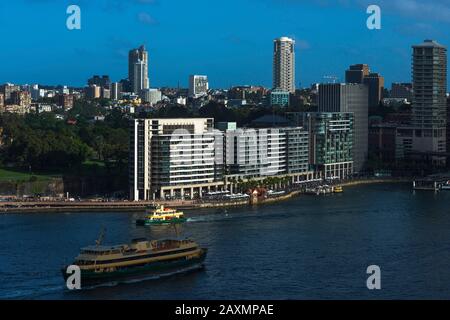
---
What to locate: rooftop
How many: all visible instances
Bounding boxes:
[413,40,446,49]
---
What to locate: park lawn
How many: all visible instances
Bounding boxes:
[0,168,61,182]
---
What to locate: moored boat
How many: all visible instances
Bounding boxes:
[62,236,207,287]
[441,181,450,190]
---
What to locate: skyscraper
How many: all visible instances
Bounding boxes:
[411,40,447,166]
[273,37,295,93]
[318,83,369,173]
[129,45,149,94]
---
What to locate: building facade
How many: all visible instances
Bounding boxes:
[129,45,149,94]
[85,85,101,99]
[0,83,20,103]
[270,89,290,107]
[111,82,123,101]
[130,118,223,201]
[363,73,385,108]
[304,112,354,179]
[411,40,447,166]
[0,93,4,112]
[141,88,162,105]
[189,75,209,98]
[318,83,368,173]
[391,83,413,101]
[224,127,309,178]
[88,75,111,89]
[345,64,370,84]
[273,37,295,93]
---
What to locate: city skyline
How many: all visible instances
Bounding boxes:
[1,1,450,89]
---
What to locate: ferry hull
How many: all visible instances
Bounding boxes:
[62,249,207,287]
[136,217,187,226]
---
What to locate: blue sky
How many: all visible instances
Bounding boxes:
[1,0,449,89]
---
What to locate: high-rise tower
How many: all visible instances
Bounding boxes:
[129,45,149,94]
[411,40,447,166]
[273,37,295,93]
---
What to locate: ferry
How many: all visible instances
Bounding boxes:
[62,236,207,286]
[333,186,344,193]
[136,204,186,226]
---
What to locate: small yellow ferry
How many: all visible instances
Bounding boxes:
[136,204,186,226]
[333,186,344,193]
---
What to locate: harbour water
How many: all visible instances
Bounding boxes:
[2,183,450,300]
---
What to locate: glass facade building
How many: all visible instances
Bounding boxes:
[303,112,354,179]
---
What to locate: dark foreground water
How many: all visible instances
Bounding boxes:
[2,183,450,300]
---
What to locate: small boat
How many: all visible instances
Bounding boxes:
[62,231,207,287]
[333,186,343,193]
[136,204,186,226]
[441,181,450,190]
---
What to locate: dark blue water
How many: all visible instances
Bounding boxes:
[2,183,450,300]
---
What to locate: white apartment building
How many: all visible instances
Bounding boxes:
[130,118,224,201]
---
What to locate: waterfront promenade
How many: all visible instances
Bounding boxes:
[0,177,411,214]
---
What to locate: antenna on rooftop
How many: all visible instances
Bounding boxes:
[323,75,339,84]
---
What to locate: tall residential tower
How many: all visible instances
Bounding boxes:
[273,37,295,93]
[411,40,447,166]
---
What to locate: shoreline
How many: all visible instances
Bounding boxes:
[0,178,411,214]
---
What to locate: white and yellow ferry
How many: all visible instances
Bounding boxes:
[136,204,186,226]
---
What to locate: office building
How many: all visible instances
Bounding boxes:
[411,40,447,166]
[0,93,4,111]
[130,118,223,201]
[345,64,370,84]
[363,73,385,108]
[318,83,368,173]
[304,112,354,179]
[129,45,149,93]
[273,37,295,93]
[346,64,384,108]
[189,75,209,98]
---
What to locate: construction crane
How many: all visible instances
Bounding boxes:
[323,75,339,83]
